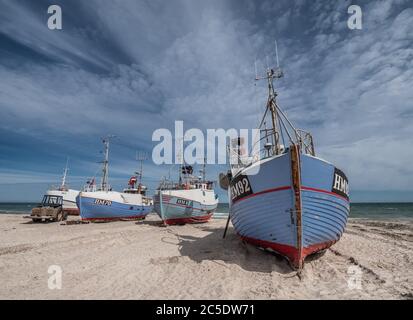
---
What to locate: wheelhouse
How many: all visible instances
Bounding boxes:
[41,195,63,206]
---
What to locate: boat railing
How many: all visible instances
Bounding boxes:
[227,145,255,171]
[158,180,179,191]
[229,126,315,166]
[295,129,315,156]
[82,184,97,192]
[158,178,214,191]
[253,128,281,159]
[230,129,282,166]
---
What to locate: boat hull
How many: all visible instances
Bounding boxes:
[77,191,152,221]
[153,191,218,225]
[229,146,350,268]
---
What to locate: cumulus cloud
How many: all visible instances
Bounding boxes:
[0,0,412,201]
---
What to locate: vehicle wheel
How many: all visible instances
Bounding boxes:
[32,218,41,223]
[63,212,68,221]
[56,211,63,222]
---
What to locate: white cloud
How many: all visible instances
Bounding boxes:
[0,0,412,198]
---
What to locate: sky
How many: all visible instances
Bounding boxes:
[0,0,412,202]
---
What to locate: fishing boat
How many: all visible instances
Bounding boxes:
[76,137,153,221]
[220,56,350,269]
[153,163,218,225]
[45,160,79,215]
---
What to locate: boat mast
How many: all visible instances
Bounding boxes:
[199,156,206,182]
[255,40,284,156]
[61,158,69,188]
[177,144,185,185]
[202,157,206,182]
[176,139,183,185]
[267,70,281,155]
[139,158,143,185]
[181,157,186,185]
[101,136,114,191]
[136,151,147,186]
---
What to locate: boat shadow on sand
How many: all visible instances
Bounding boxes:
[176,224,296,275]
[137,219,166,227]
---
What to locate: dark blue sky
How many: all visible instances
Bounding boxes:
[0,0,412,202]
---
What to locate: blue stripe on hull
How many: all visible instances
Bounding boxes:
[302,189,350,247]
[231,189,296,247]
[78,196,152,220]
[300,154,350,247]
[230,153,297,248]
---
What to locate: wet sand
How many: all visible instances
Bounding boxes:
[0,213,412,299]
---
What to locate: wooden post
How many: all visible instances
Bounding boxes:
[223,213,231,239]
[290,144,303,270]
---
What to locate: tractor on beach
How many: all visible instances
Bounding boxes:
[28,195,67,223]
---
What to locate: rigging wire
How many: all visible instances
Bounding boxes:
[277,110,286,148]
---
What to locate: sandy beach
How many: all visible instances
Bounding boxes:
[0,213,412,300]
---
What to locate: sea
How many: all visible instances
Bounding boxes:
[1,202,413,220]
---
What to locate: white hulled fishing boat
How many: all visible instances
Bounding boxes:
[153,163,218,225]
[45,160,79,215]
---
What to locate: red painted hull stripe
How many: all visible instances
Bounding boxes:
[64,208,80,215]
[233,185,349,204]
[240,234,338,267]
[154,201,214,212]
[302,240,338,256]
[164,213,212,225]
[301,186,349,202]
[240,235,299,264]
[81,215,146,221]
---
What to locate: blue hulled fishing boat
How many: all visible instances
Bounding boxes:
[77,137,153,221]
[220,60,350,269]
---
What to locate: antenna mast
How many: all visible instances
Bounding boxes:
[275,40,280,68]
